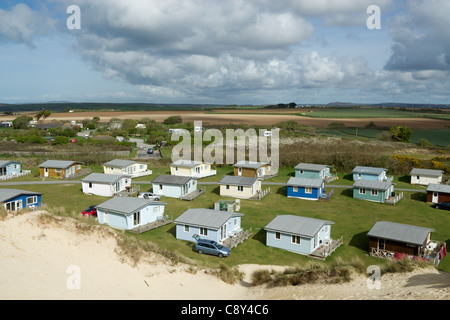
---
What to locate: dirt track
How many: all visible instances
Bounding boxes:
[10,110,450,128]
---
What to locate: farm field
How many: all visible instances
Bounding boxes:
[3,108,450,129]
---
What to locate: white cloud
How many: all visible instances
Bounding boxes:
[0,3,55,47]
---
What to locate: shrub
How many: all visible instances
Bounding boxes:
[51,136,69,145]
[163,115,182,125]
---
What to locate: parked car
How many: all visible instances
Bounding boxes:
[147,148,153,154]
[81,205,97,217]
[431,202,450,211]
[137,192,160,201]
[193,238,231,258]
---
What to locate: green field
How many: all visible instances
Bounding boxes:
[303,108,450,119]
[3,169,449,273]
[318,128,450,147]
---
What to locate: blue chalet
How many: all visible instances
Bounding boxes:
[174,208,243,244]
[294,163,331,180]
[96,197,166,231]
[352,166,391,182]
[0,161,22,179]
[286,177,325,201]
[265,215,336,256]
[0,189,42,211]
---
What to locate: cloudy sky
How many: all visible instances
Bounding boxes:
[1,0,449,105]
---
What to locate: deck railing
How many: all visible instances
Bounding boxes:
[0,170,31,181]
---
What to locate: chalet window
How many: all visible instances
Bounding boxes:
[184,225,189,232]
[26,196,37,205]
[237,186,244,192]
[275,232,281,240]
[234,218,237,226]
[293,187,298,192]
[371,189,378,196]
[200,227,208,236]
[291,235,301,245]
[359,188,366,194]
[305,187,312,194]
[299,170,304,174]
[153,206,159,214]
[226,185,230,190]
[76,164,81,170]
[55,169,62,173]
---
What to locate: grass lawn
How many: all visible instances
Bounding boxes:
[5,174,448,273]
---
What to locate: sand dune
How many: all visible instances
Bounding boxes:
[0,211,449,300]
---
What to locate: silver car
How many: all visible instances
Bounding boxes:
[137,192,160,201]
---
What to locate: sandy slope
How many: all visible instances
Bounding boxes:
[0,211,449,300]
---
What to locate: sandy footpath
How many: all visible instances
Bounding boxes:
[0,211,449,300]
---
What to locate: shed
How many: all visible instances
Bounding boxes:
[174,208,243,243]
[264,215,334,255]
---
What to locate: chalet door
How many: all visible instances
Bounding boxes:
[238,168,242,176]
[432,192,438,203]
[221,224,227,240]
[133,211,141,226]
[44,168,48,177]
[378,239,385,250]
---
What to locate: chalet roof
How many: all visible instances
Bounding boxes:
[294,163,329,171]
[0,189,42,203]
[410,168,443,177]
[96,197,165,215]
[264,215,334,239]
[353,179,392,190]
[81,173,130,184]
[367,221,434,245]
[174,208,243,229]
[287,177,324,188]
[103,159,139,168]
[151,174,193,185]
[426,183,450,194]
[352,166,386,175]
[233,161,268,169]
[170,159,204,168]
[38,160,81,169]
[219,175,259,186]
[0,160,20,168]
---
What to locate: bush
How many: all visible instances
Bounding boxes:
[51,136,69,145]
[163,115,182,125]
